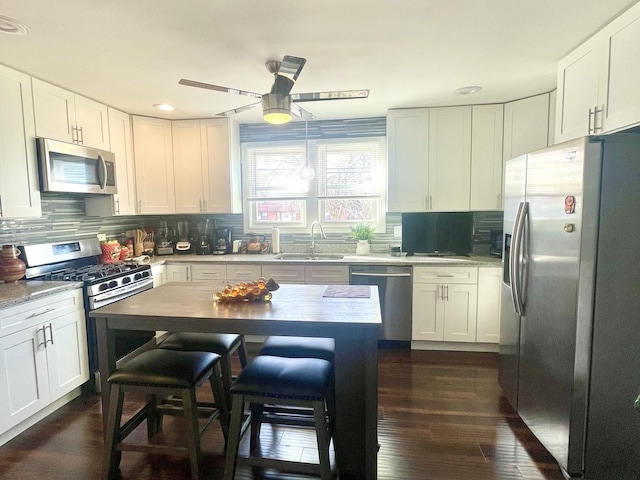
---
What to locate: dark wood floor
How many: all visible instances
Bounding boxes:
[0,348,565,480]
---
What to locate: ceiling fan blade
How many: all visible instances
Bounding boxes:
[291,102,315,121]
[215,101,261,117]
[291,89,370,102]
[279,55,306,81]
[270,75,295,96]
[179,79,262,99]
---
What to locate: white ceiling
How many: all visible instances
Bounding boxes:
[1,0,637,124]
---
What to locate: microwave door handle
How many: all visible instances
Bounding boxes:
[97,154,107,190]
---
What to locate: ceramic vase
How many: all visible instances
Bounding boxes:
[0,245,26,283]
[355,240,370,256]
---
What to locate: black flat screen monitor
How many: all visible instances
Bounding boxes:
[401,212,473,256]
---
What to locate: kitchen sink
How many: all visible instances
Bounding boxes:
[274,253,345,261]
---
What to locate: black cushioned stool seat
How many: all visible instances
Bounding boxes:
[223,355,334,480]
[103,349,229,480]
[158,332,248,407]
[258,335,335,362]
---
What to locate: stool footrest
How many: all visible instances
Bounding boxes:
[237,456,328,476]
[118,441,190,457]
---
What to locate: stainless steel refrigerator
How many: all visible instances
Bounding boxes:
[499,133,640,479]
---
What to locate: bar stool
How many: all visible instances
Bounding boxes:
[223,355,334,480]
[258,336,336,425]
[258,335,335,362]
[103,349,229,480]
[158,332,248,407]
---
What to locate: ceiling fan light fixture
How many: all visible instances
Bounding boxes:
[262,93,292,125]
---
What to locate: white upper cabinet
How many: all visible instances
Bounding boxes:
[386,108,429,212]
[0,64,41,218]
[32,78,109,150]
[599,4,640,133]
[132,116,175,214]
[428,106,472,212]
[388,104,507,213]
[86,108,137,216]
[556,2,640,141]
[503,93,550,162]
[201,118,242,213]
[172,119,205,214]
[555,31,606,142]
[470,104,504,211]
[172,118,242,214]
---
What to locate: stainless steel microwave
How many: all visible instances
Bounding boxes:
[37,138,117,195]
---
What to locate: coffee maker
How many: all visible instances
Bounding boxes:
[155,221,174,256]
[175,221,192,254]
[213,227,232,255]
[195,219,212,255]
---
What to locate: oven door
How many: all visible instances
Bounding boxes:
[37,137,117,194]
[89,277,154,310]
[85,277,154,392]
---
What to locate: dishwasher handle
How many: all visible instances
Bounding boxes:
[350,272,412,277]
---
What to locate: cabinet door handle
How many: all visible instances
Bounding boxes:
[445,285,449,301]
[496,193,501,209]
[28,307,55,318]
[46,323,54,345]
[202,199,206,212]
[78,126,84,145]
[138,199,142,214]
[115,199,120,215]
[37,326,47,347]
[594,105,604,132]
[0,195,3,216]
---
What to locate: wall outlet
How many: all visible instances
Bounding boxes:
[393,226,402,237]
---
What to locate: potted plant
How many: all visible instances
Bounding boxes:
[349,223,375,255]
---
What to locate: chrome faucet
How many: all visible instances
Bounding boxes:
[310,221,326,255]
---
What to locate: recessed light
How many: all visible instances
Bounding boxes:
[153,103,174,111]
[454,86,482,95]
[0,15,29,36]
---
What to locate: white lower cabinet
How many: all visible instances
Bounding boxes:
[412,267,478,343]
[0,289,88,437]
[166,263,191,282]
[151,264,166,288]
[261,265,305,284]
[476,267,502,343]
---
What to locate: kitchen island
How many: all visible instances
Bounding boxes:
[90,281,381,480]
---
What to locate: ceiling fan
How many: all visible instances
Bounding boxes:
[179,55,369,125]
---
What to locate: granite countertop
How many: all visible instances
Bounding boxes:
[151,252,503,267]
[0,280,83,310]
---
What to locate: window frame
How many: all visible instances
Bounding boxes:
[242,136,386,235]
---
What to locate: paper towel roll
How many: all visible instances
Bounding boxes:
[271,226,280,254]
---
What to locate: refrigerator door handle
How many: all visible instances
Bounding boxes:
[512,201,529,315]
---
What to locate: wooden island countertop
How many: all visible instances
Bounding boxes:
[90,282,381,480]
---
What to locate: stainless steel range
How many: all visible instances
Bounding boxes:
[19,238,154,391]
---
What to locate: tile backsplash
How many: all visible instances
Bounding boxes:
[0,193,502,256]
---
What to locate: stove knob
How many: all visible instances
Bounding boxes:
[99,283,109,291]
[122,276,131,284]
[142,270,151,278]
[108,281,118,289]
[134,273,142,280]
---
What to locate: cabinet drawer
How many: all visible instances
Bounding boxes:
[413,266,478,284]
[227,264,262,282]
[191,264,226,282]
[305,266,349,284]
[0,289,83,338]
[261,265,305,284]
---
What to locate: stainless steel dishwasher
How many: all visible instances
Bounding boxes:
[349,265,412,343]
